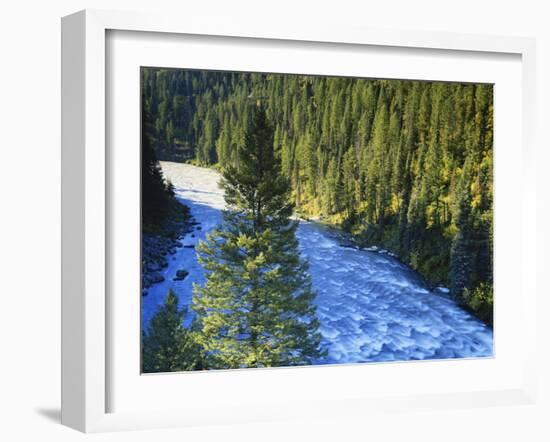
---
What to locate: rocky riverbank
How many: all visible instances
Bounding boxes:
[141,203,198,296]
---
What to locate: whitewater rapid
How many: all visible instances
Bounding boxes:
[142,162,493,364]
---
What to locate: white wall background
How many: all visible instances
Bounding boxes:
[0,1,547,441]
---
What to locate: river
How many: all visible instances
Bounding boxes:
[142,162,493,364]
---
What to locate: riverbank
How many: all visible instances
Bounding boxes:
[141,201,194,297]
[141,162,225,327]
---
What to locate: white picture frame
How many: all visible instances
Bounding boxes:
[61,9,537,433]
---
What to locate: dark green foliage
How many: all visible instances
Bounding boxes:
[142,290,201,373]
[192,107,324,369]
[143,68,493,325]
[142,133,175,227]
[462,283,493,326]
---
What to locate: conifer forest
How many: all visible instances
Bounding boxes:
[141,68,494,373]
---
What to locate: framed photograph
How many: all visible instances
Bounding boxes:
[61,9,537,432]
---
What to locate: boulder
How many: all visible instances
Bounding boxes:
[150,272,165,283]
[173,269,189,281]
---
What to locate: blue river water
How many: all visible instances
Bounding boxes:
[142,162,493,364]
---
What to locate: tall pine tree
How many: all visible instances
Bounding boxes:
[192,106,323,369]
[142,133,174,226]
[142,290,200,373]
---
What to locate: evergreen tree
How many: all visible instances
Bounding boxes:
[193,106,323,369]
[142,290,200,373]
[450,157,474,300]
[141,133,173,226]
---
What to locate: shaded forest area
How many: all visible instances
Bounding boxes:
[141,68,494,325]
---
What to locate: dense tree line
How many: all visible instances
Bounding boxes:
[142,68,493,325]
